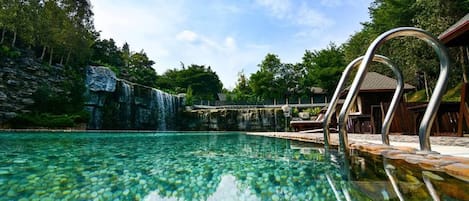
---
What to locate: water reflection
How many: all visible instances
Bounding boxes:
[0,132,467,200]
[145,174,260,201]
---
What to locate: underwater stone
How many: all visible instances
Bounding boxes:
[422,171,444,181]
[0,91,6,101]
[443,163,469,182]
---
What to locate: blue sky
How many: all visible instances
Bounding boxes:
[92,0,372,89]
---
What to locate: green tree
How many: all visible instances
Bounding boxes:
[249,54,282,100]
[344,0,469,89]
[368,0,416,33]
[91,38,124,68]
[303,43,346,95]
[128,50,158,87]
[156,64,223,101]
[231,71,256,103]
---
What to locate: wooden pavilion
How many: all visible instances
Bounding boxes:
[339,72,416,134]
[438,13,469,137]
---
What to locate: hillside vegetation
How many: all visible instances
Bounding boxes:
[1,0,468,128]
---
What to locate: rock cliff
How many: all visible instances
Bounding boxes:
[0,56,66,126]
[182,108,287,131]
[84,66,182,130]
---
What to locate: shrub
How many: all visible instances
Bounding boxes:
[9,111,89,129]
[0,45,21,58]
[304,107,322,116]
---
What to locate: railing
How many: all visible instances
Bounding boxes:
[329,27,450,152]
[322,55,404,150]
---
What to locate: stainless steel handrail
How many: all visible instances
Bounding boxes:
[323,55,404,149]
[383,160,404,201]
[338,27,449,152]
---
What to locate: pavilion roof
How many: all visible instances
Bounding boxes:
[346,72,415,93]
[439,13,469,47]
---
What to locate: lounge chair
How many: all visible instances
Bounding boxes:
[290,113,325,132]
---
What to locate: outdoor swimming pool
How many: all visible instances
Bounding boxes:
[0,132,467,200]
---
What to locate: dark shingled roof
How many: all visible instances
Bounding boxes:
[347,72,415,92]
[439,13,469,47]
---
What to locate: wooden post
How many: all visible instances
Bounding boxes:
[457,47,469,137]
[457,83,469,137]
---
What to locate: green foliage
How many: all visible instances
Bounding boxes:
[127,50,158,87]
[227,71,258,104]
[407,90,427,102]
[0,0,95,66]
[343,0,469,89]
[249,54,305,100]
[247,46,345,101]
[91,38,124,68]
[90,40,159,88]
[249,67,276,100]
[303,43,346,95]
[442,82,462,102]
[292,107,299,117]
[185,86,194,106]
[156,64,223,101]
[9,72,90,129]
[407,83,462,102]
[9,113,89,129]
[0,44,20,58]
[31,78,85,115]
[304,107,322,116]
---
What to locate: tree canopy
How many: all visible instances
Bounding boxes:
[344,0,469,88]
[156,64,223,101]
[2,0,468,106]
[0,0,96,67]
[237,0,469,104]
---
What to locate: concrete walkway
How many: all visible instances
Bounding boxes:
[247,132,469,158]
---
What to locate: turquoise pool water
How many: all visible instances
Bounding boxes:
[0,132,467,200]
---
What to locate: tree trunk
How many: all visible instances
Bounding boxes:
[424,72,430,101]
[462,46,469,83]
[49,47,54,65]
[59,55,64,65]
[0,28,5,44]
[11,31,17,47]
[65,50,71,65]
[40,46,47,60]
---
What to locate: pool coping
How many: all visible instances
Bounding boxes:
[246,132,469,182]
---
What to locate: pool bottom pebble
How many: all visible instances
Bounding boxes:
[0,132,467,200]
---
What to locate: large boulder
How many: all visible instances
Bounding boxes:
[86,66,117,92]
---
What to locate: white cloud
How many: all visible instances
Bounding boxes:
[320,0,344,7]
[176,30,198,42]
[92,0,372,88]
[296,5,332,28]
[255,0,292,18]
[224,37,237,50]
[255,0,333,30]
[170,31,261,89]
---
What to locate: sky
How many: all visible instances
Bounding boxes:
[92,0,373,89]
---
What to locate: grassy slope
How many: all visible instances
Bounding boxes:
[407,82,462,102]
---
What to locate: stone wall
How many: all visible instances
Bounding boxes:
[0,56,66,126]
[182,108,288,131]
[85,66,183,130]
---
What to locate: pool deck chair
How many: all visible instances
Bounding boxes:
[290,113,329,132]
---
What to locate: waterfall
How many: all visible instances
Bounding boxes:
[151,89,178,131]
[151,89,165,131]
[86,66,181,130]
[119,81,133,128]
[187,108,283,131]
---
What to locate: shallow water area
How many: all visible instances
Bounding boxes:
[0,131,467,200]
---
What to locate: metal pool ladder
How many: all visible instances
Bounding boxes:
[324,27,450,152]
[323,55,404,150]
